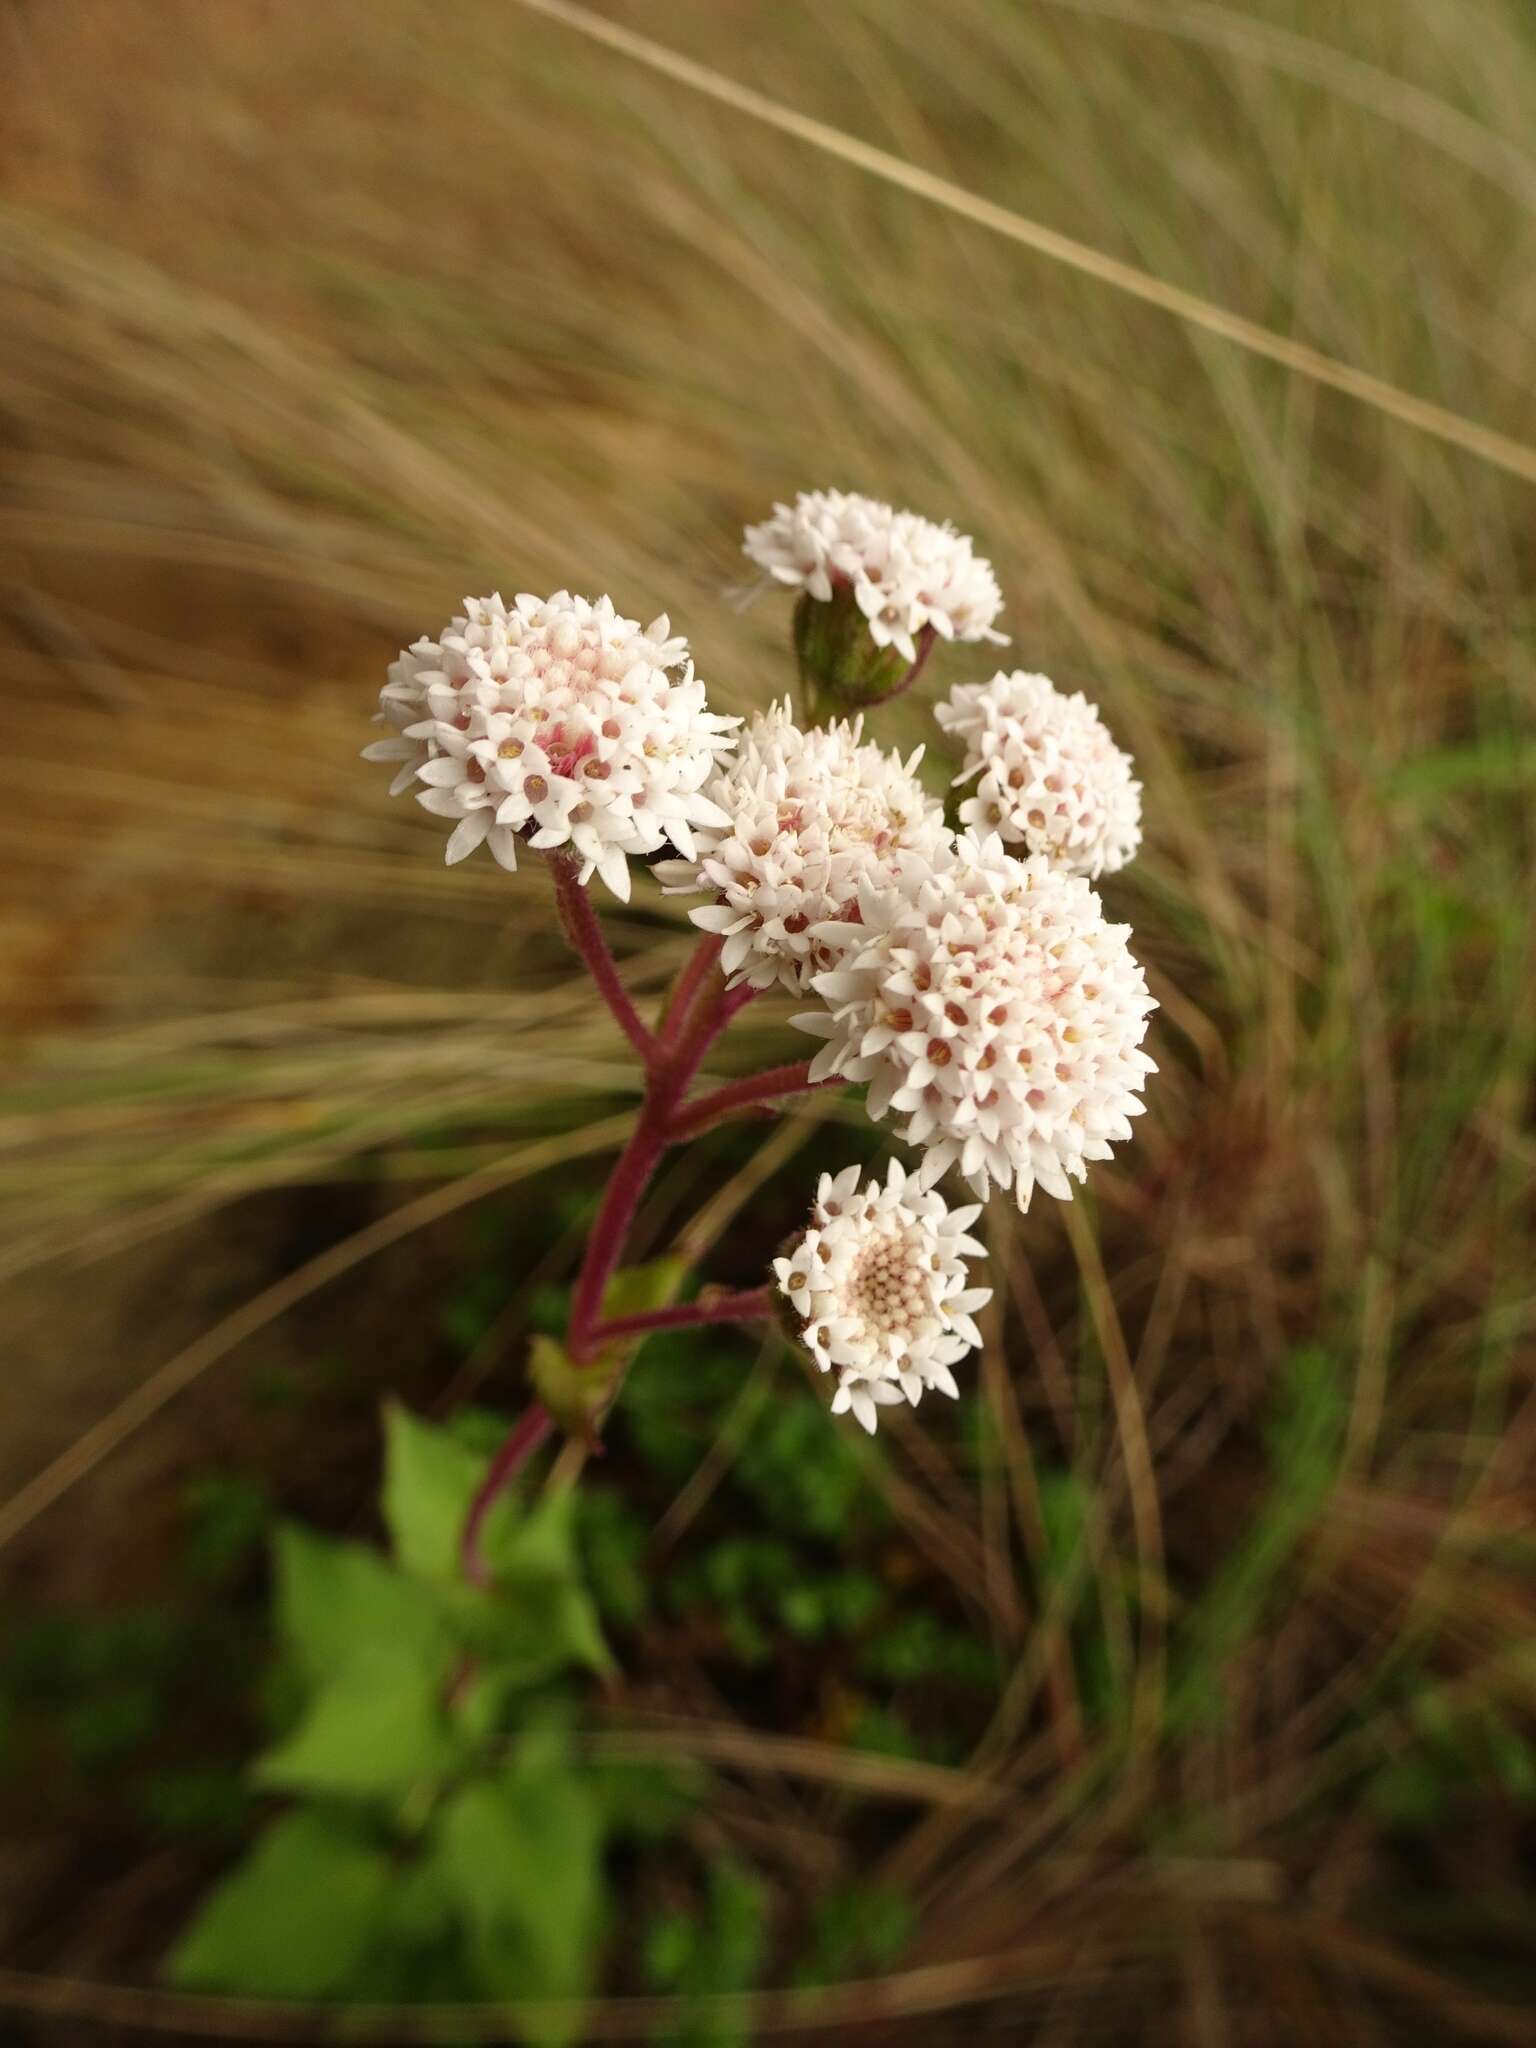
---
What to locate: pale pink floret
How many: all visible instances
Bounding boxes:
[794,831,1156,1211]
[654,700,950,994]
[743,489,1007,665]
[773,1159,990,1433]
[365,592,738,899]
[937,670,1141,879]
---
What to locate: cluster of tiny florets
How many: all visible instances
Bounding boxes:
[744,489,1007,663]
[937,671,1142,878]
[653,700,950,993]
[773,1161,990,1433]
[364,592,738,898]
[796,832,1156,1209]
[370,494,1164,1440]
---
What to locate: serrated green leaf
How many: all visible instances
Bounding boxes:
[433,1729,604,2046]
[485,1485,580,1586]
[382,1402,491,1581]
[166,1810,393,1997]
[255,1655,460,1800]
[272,1524,452,1689]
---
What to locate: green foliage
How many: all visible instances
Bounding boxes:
[531,1259,690,1434]
[179,1473,273,1584]
[136,1766,252,1836]
[0,1603,195,1777]
[434,1724,604,2042]
[643,1858,768,2048]
[575,1488,653,1629]
[168,1407,619,2041]
[272,1522,453,1688]
[795,1881,913,1985]
[382,1400,491,1580]
[1367,1687,1536,1829]
[168,1810,395,1998]
[858,1611,1000,1690]
[732,1395,881,1543]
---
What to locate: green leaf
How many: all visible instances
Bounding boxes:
[433,1728,604,2046]
[166,1810,393,1997]
[486,1485,580,1584]
[255,1656,459,1800]
[531,1260,690,1435]
[272,1524,452,1689]
[479,1489,611,1679]
[382,1402,491,1581]
[600,1257,690,1322]
[528,1332,602,1437]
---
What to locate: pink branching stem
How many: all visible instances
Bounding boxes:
[658,932,723,1049]
[589,1287,774,1347]
[549,855,655,1064]
[564,1098,674,1364]
[459,1402,554,1587]
[670,1059,826,1141]
[461,953,768,1583]
[565,976,761,1365]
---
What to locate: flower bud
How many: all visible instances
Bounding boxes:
[743,488,1007,724]
[793,585,921,719]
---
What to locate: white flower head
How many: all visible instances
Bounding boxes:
[796,832,1156,1210]
[743,489,1007,664]
[773,1159,991,1434]
[364,592,738,899]
[654,700,951,993]
[937,671,1142,879]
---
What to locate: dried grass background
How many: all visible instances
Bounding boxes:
[1,0,1534,2039]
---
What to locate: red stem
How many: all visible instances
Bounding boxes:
[884,622,938,703]
[459,1403,554,1587]
[565,1099,673,1363]
[671,1059,823,1140]
[658,932,723,1048]
[589,1287,774,1346]
[549,855,655,1063]
[460,952,766,1583]
[566,977,760,1364]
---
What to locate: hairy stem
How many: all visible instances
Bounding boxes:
[671,1058,824,1140]
[888,621,939,701]
[461,953,764,1582]
[658,931,723,1048]
[566,978,760,1362]
[589,1287,775,1347]
[459,1402,554,1587]
[564,1099,673,1363]
[549,854,655,1062]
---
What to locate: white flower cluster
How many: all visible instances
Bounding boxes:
[365,592,738,898]
[937,671,1142,878]
[744,488,1007,664]
[653,701,950,993]
[797,831,1156,1209]
[371,493,1162,1437]
[773,1161,990,1433]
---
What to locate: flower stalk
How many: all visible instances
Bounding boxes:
[550,854,656,1063]
[362,485,1157,1581]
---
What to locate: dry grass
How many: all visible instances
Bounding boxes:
[2,0,1535,2038]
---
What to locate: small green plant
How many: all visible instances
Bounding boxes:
[167,1404,693,2041]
